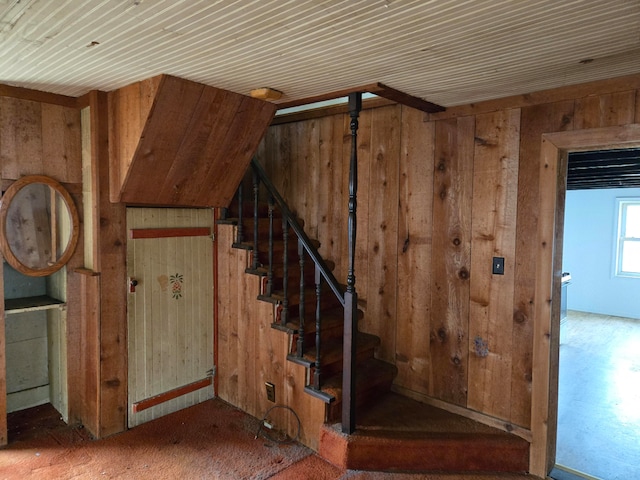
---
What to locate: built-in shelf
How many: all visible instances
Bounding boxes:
[4,295,65,314]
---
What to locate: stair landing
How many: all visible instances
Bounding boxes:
[319,392,530,474]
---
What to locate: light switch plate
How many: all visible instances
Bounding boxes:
[493,257,505,275]
[265,382,276,402]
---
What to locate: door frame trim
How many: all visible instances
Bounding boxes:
[530,123,640,476]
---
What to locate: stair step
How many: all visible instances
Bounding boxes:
[319,424,529,473]
[301,332,380,371]
[321,357,397,406]
[318,392,529,474]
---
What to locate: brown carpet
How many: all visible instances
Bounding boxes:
[1,399,315,480]
[0,399,536,480]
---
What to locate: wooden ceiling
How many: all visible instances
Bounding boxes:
[0,1,639,107]
[567,149,640,190]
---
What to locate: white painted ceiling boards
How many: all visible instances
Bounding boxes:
[1,0,639,106]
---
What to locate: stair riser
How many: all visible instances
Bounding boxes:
[319,425,529,473]
[307,345,378,381]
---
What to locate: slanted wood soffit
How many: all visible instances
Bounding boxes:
[108,74,277,208]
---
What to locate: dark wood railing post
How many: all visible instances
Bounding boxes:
[251,167,260,270]
[297,239,305,357]
[342,92,362,434]
[235,182,244,245]
[267,194,275,296]
[281,217,289,326]
[313,266,322,390]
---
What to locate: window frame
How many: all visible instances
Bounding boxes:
[615,197,640,279]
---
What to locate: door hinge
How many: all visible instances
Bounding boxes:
[206,366,217,378]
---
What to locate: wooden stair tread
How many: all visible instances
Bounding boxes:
[318,391,529,474]
[302,332,380,366]
[320,357,397,403]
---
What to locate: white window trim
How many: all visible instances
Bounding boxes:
[615,197,640,279]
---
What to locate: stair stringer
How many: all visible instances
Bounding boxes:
[216,222,327,450]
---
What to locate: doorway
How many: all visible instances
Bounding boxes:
[126,207,215,428]
[554,150,640,479]
[529,125,640,478]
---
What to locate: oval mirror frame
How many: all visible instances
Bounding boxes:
[0,175,80,277]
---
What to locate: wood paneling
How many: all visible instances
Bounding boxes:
[93,90,128,438]
[216,224,326,450]
[76,269,100,437]
[363,105,401,364]
[0,97,81,183]
[394,107,434,395]
[108,74,276,208]
[512,100,574,429]
[467,109,520,419]
[574,91,636,129]
[429,116,474,406]
[107,76,160,203]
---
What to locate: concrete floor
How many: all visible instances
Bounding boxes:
[556,311,640,480]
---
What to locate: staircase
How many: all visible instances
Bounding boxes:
[218,161,531,476]
[219,163,398,425]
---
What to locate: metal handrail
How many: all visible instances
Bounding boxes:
[249,157,345,307]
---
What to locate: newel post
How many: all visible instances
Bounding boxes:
[342,92,362,434]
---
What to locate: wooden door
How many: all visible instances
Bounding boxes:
[127,208,214,428]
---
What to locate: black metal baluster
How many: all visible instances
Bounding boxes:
[313,266,322,390]
[267,194,274,296]
[235,182,244,245]
[281,217,289,326]
[251,168,260,271]
[342,91,362,434]
[297,239,305,358]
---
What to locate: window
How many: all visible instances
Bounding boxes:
[616,199,640,278]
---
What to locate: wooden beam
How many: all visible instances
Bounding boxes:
[276,82,445,114]
[272,97,395,125]
[0,83,79,108]
[368,82,445,113]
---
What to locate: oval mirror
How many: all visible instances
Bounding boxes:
[0,175,79,277]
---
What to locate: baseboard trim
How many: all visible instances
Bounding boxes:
[391,384,533,442]
[550,464,601,480]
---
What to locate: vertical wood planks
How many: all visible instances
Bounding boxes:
[107,76,160,202]
[363,105,400,363]
[512,100,574,428]
[430,115,475,405]
[394,106,434,394]
[77,270,101,437]
[215,225,240,406]
[41,103,82,183]
[574,91,635,129]
[0,97,81,183]
[94,90,128,437]
[467,108,520,419]
[316,115,339,268]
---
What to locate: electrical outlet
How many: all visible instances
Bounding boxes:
[265,382,276,402]
[493,257,505,275]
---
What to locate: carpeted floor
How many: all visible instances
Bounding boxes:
[0,398,535,480]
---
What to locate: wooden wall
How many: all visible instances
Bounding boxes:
[0,91,85,445]
[254,74,640,440]
[216,224,326,450]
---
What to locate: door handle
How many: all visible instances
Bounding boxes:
[129,278,139,293]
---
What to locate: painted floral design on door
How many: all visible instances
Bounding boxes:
[170,273,184,299]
